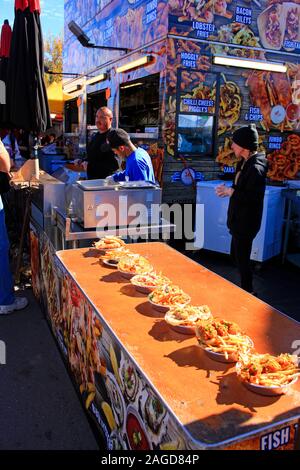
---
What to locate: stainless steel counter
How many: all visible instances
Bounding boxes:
[72,179,162,229]
[19,172,175,250]
[51,207,175,249]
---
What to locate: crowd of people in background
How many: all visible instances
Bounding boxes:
[0,128,64,166]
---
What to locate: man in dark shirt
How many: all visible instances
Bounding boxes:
[85,107,118,179]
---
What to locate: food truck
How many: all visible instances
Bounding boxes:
[63,0,300,204]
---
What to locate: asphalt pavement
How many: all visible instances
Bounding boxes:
[0,289,99,450]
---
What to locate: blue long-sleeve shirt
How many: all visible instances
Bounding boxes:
[113,147,155,183]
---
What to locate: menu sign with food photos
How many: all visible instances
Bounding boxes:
[64,0,168,75]
[179,74,216,114]
[164,38,300,181]
[267,133,300,180]
[214,61,300,181]
[245,66,300,132]
[168,0,300,56]
[164,38,213,157]
[100,0,168,48]
[165,38,298,183]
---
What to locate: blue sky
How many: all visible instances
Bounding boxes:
[1,0,64,39]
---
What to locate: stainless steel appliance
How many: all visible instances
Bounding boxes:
[30,172,65,236]
[72,179,162,229]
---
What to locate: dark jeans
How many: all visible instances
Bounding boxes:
[230,234,254,293]
[0,196,15,305]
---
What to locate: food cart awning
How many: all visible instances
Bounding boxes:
[46,80,72,115]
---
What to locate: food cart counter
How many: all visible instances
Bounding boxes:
[49,180,174,250]
[39,242,300,450]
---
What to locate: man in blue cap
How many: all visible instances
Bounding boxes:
[106,128,155,183]
[216,124,268,294]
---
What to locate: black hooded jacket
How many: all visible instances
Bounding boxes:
[227,152,268,239]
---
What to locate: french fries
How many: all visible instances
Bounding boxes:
[236,352,300,387]
[118,254,153,275]
[165,305,212,327]
[196,319,253,360]
[131,272,171,290]
[93,236,126,250]
[100,248,131,263]
[149,284,190,307]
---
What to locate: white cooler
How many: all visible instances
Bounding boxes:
[195,180,285,262]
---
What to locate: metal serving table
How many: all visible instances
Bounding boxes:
[51,207,175,249]
[73,179,162,229]
[49,178,175,249]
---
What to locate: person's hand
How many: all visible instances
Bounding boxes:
[114,155,124,171]
[215,184,234,197]
[81,161,88,171]
[105,175,115,184]
[73,159,88,171]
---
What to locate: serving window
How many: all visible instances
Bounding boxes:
[87,90,107,126]
[176,69,217,158]
[177,114,214,155]
[64,98,79,133]
[119,74,159,134]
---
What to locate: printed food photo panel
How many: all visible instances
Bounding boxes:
[169,0,300,56]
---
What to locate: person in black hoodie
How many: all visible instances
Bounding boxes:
[216,124,268,294]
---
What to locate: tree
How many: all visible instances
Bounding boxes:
[44,34,63,87]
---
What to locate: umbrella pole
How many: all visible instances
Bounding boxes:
[14,189,31,285]
[33,137,40,179]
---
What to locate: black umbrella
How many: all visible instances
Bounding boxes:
[6,0,51,133]
[0,20,12,126]
[0,19,12,58]
[0,58,9,126]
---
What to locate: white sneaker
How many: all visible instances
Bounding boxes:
[0,297,29,315]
